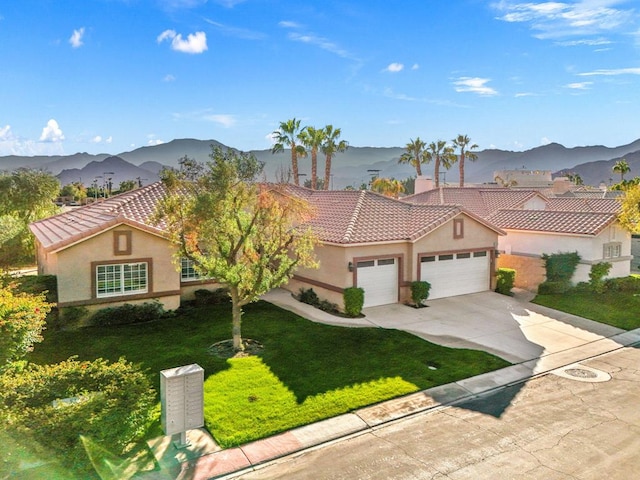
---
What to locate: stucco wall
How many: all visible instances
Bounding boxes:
[56,225,180,309]
[287,213,500,306]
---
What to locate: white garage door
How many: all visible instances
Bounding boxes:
[420,251,490,300]
[356,258,398,307]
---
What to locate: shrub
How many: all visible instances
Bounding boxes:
[88,301,164,327]
[604,275,640,292]
[298,288,320,307]
[194,288,230,306]
[318,299,339,313]
[495,268,516,296]
[410,281,431,306]
[0,286,52,367]
[0,357,156,474]
[542,252,580,283]
[537,281,571,295]
[589,262,612,293]
[343,287,364,317]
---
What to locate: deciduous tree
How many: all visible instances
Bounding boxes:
[617,184,640,234]
[157,148,319,351]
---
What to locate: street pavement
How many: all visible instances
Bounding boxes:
[232,346,640,479]
[146,289,640,479]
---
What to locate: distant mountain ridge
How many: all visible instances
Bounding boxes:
[2,137,639,189]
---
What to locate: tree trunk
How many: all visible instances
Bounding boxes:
[459,152,465,187]
[311,148,318,190]
[324,154,332,190]
[434,155,440,188]
[291,146,299,186]
[230,286,244,352]
[415,160,422,177]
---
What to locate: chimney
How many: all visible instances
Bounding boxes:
[552,177,571,195]
[414,176,434,194]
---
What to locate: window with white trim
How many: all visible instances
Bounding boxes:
[603,242,621,259]
[96,262,148,298]
[180,257,202,281]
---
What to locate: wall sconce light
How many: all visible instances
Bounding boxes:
[348,261,354,272]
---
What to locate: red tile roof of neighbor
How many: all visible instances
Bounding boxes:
[30,182,505,253]
[486,209,617,235]
[404,187,548,217]
[545,197,621,213]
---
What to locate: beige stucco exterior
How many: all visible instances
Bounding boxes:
[289,213,501,308]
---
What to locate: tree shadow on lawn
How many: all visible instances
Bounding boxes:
[241,302,510,404]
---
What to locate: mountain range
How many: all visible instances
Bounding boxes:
[1,138,639,189]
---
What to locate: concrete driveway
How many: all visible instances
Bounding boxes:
[263,289,626,364]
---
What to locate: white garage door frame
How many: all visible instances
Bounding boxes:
[419,250,491,300]
[355,256,399,308]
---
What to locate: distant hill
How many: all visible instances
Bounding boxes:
[57,156,160,188]
[2,137,640,189]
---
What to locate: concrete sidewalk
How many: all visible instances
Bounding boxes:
[145,289,640,480]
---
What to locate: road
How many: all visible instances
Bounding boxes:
[235,346,640,479]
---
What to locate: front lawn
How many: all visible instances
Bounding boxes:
[533,291,640,330]
[28,301,510,447]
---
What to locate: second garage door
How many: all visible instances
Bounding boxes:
[356,258,398,308]
[420,250,490,300]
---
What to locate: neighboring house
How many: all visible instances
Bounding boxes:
[29,183,505,317]
[405,186,631,289]
[29,183,218,320]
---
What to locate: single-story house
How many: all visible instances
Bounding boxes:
[29,182,505,318]
[404,185,632,289]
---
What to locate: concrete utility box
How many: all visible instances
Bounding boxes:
[160,364,205,438]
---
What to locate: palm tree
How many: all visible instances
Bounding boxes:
[452,134,479,187]
[271,119,307,186]
[299,126,326,190]
[371,177,405,198]
[398,137,429,177]
[425,140,456,188]
[321,125,348,190]
[613,159,631,182]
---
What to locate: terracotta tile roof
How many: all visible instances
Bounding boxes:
[284,185,504,244]
[546,197,621,213]
[487,209,616,235]
[30,182,168,252]
[30,182,505,252]
[404,187,547,218]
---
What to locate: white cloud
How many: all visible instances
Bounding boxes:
[578,67,640,76]
[279,21,359,62]
[453,77,498,96]
[492,1,634,40]
[69,27,85,48]
[203,114,236,127]
[556,37,612,46]
[515,92,537,97]
[147,138,165,146]
[157,29,208,54]
[91,135,102,143]
[203,18,266,40]
[385,62,404,73]
[278,20,302,29]
[39,119,65,142]
[163,74,176,82]
[411,63,420,70]
[105,136,113,144]
[565,81,592,89]
[540,137,552,145]
[0,124,12,140]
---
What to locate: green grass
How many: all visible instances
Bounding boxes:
[28,301,510,447]
[533,291,640,330]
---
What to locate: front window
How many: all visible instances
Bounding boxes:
[181,257,201,281]
[97,262,148,298]
[603,242,621,259]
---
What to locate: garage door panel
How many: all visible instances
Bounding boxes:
[420,251,490,300]
[357,258,398,308]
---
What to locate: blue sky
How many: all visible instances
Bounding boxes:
[1,0,639,157]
